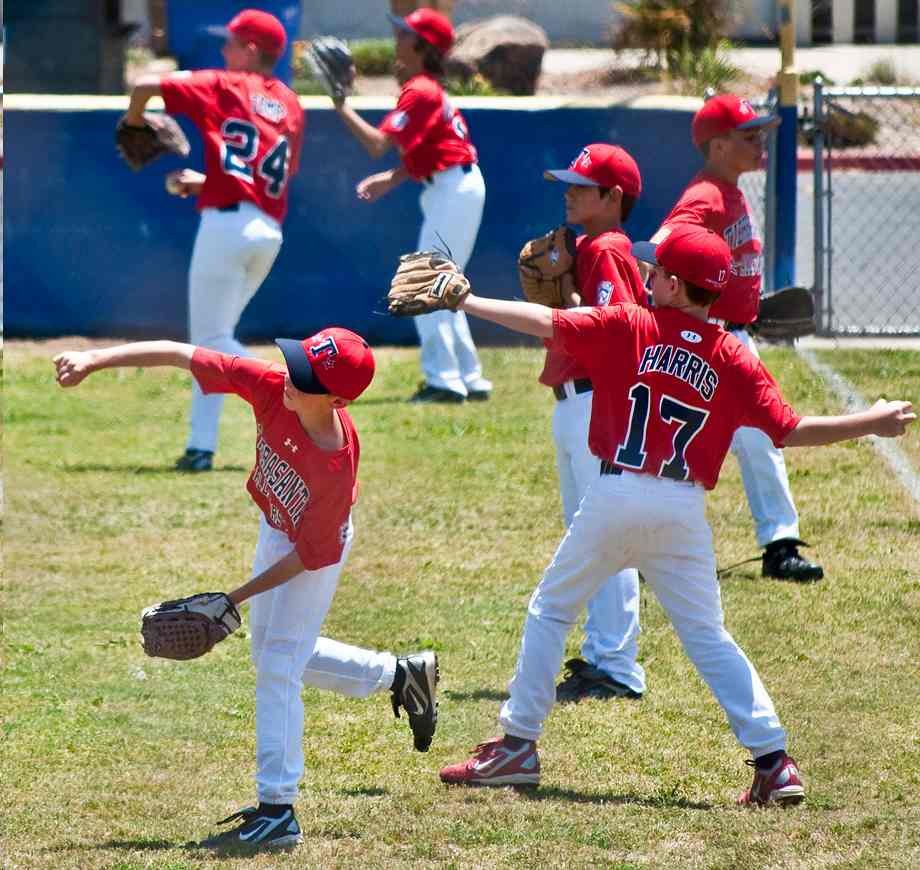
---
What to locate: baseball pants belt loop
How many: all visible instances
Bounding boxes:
[599,460,623,476]
[552,378,593,401]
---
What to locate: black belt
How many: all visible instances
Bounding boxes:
[423,163,474,184]
[552,378,593,401]
[600,461,623,476]
[218,203,240,212]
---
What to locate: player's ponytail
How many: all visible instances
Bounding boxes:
[415,36,446,78]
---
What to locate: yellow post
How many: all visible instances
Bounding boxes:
[774,0,799,288]
[777,0,799,107]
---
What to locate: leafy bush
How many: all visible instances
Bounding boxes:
[799,69,835,86]
[445,74,506,97]
[613,0,732,66]
[668,39,740,95]
[858,59,898,86]
[350,39,395,76]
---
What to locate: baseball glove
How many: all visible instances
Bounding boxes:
[140,592,241,661]
[752,286,817,341]
[305,36,355,101]
[387,251,470,317]
[518,226,578,308]
[115,112,191,172]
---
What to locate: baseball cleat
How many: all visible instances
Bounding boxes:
[555,658,642,703]
[737,754,805,807]
[408,383,465,404]
[391,651,439,751]
[762,538,823,582]
[439,736,541,787]
[196,805,303,852]
[175,448,214,472]
[466,388,491,402]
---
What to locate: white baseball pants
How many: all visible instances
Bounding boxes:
[729,329,800,547]
[414,163,491,397]
[499,470,787,757]
[249,515,397,805]
[551,386,645,694]
[187,203,283,453]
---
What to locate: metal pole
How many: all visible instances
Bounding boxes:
[774,0,798,290]
[812,78,826,333]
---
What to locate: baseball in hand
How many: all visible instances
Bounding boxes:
[165,173,184,195]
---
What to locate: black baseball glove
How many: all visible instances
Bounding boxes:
[752,286,817,341]
[306,36,355,101]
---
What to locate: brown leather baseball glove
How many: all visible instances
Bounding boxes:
[115,112,191,172]
[518,225,578,308]
[140,592,241,660]
[752,286,817,341]
[387,251,471,317]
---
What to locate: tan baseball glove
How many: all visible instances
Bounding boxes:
[140,592,241,660]
[517,225,578,308]
[115,112,191,172]
[387,251,471,317]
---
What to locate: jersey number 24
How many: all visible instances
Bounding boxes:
[221,118,290,198]
[616,383,709,481]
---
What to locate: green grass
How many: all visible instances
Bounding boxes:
[4,341,920,868]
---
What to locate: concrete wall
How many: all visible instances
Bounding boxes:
[4,96,703,343]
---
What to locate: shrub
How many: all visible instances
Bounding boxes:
[859,59,898,86]
[445,74,506,97]
[350,39,395,76]
[613,0,732,67]
[668,39,740,95]
[799,69,835,86]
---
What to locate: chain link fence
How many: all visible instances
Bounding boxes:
[811,83,920,335]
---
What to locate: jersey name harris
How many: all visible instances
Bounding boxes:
[637,343,720,401]
[252,430,310,525]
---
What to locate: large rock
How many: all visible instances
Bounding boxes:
[446,16,548,96]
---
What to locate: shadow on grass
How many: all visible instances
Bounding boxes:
[43,837,182,853]
[339,786,389,797]
[59,463,248,474]
[442,688,508,703]
[516,785,712,810]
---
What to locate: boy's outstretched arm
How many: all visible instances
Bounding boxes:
[459,293,555,338]
[54,341,196,388]
[783,399,915,447]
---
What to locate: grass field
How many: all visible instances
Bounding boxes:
[4,341,919,869]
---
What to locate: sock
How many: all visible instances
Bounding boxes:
[755,750,785,771]
[257,802,292,818]
[502,734,533,750]
[391,660,406,694]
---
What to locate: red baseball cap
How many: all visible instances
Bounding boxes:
[387,8,454,55]
[632,224,731,292]
[543,144,642,198]
[276,328,375,401]
[209,9,287,58]
[691,94,780,148]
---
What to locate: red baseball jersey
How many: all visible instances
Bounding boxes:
[378,74,477,180]
[549,305,800,489]
[191,349,359,570]
[539,229,647,387]
[160,70,304,223]
[661,171,761,324]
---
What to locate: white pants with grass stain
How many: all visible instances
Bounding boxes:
[499,470,786,757]
[249,515,397,805]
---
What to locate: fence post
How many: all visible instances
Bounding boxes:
[774,0,799,291]
[812,77,826,333]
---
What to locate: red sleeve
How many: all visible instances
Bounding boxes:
[736,355,801,446]
[288,99,305,178]
[583,251,646,306]
[190,348,279,417]
[379,84,438,154]
[159,69,219,125]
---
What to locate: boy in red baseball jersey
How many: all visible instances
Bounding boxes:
[435,225,914,803]
[53,329,438,852]
[538,144,648,702]
[659,94,822,582]
[126,10,305,472]
[330,8,491,403]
